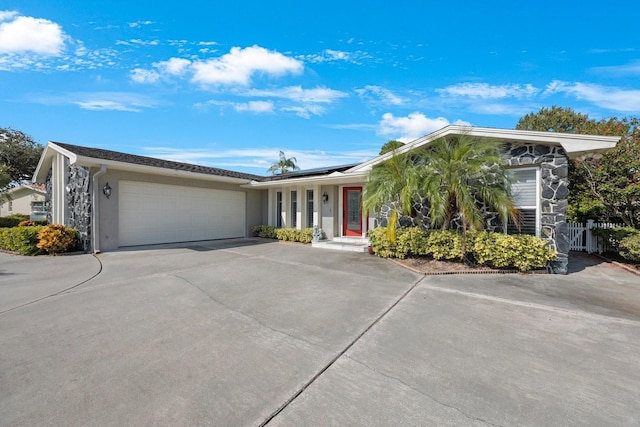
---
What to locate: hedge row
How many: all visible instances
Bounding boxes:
[252,225,315,244]
[592,226,640,261]
[0,215,47,228]
[0,224,79,255]
[368,227,556,271]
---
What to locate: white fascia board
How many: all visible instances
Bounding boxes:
[33,142,78,182]
[347,125,621,172]
[243,171,369,189]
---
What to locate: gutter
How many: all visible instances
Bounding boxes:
[91,165,107,253]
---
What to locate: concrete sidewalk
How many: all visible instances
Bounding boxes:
[1,243,638,426]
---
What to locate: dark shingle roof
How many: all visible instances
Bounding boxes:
[52,142,265,181]
[261,163,359,181]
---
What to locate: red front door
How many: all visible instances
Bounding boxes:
[343,187,362,236]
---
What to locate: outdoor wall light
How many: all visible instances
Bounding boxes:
[103,182,112,199]
[322,192,329,203]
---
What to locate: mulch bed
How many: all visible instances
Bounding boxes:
[390,257,535,275]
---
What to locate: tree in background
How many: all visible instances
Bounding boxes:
[267,151,299,175]
[0,128,44,193]
[516,106,640,227]
[379,140,404,155]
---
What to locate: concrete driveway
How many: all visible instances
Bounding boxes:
[1,240,639,426]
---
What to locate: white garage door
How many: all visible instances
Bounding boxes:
[118,181,246,247]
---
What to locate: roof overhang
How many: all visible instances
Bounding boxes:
[33,142,253,185]
[243,170,369,188]
[348,125,621,173]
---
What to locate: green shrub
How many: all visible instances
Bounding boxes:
[368,226,556,271]
[395,227,429,259]
[0,226,45,255]
[472,232,556,271]
[252,225,277,239]
[619,234,640,261]
[34,219,48,226]
[6,213,30,221]
[592,227,640,251]
[298,228,314,244]
[368,227,397,258]
[0,217,21,228]
[36,224,78,254]
[252,225,315,244]
[425,230,464,260]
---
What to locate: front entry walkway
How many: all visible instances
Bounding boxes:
[311,236,370,252]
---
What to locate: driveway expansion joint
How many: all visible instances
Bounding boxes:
[259,275,426,426]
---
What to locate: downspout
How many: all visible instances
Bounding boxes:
[92,165,107,253]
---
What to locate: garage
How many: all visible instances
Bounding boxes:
[118,181,246,247]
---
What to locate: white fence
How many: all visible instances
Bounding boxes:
[568,220,619,253]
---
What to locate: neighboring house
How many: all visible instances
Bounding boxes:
[32,125,619,273]
[0,184,46,219]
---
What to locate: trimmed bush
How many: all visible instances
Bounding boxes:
[368,227,397,258]
[0,217,21,228]
[36,224,78,254]
[619,234,640,261]
[0,226,45,255]
[369,226,556,271]
[472,232,556,271]
[425,230,464,260]
[252,225,277,239]
[251,225,314,244]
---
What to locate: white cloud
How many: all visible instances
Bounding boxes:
[32,91,157,112]
[544,80,640,112]
[437,83,539,99]
[245,86,347,103]
[234,100,274,113]
[128,20,154,28]
[303,48,372,64]
[155,57,191,75]
[130,68,160,83]
[356,85,405,105]
[75,100,141,112]
[378,112,470,142]
[191,45,303,86]
[0,10,19,21]
[281,104,327,119]
[0,14,67,55]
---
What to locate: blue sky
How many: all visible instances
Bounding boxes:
[1,1,639,175]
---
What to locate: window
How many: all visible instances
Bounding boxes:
[290,191,297,228]
[506,168,538,236]
[31,201,46,214]
[306,190,314,227]
[276,191,282,228]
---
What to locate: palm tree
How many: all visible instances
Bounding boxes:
[267,151,300,175]
[418,134,518,253]
[363,149,420,242]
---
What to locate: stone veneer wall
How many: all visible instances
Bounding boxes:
[372,141,571,274]
[66,165,92,252]
[503,143,569,273]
